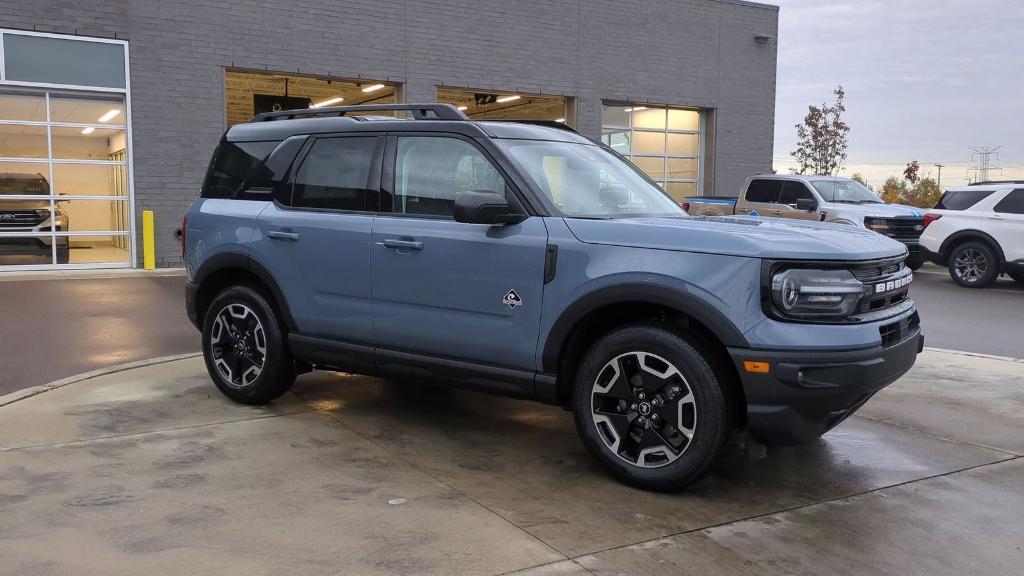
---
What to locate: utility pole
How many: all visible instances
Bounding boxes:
[968,146,1001,184]
[934,163,944,189]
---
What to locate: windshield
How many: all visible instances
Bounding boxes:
[496,139,686,218]
[811,179,882,204]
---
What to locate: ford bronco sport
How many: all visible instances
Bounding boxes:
[185,104,923,491]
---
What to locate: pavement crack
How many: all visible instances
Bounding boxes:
[851,413,1022,457]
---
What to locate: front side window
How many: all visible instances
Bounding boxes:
[497,139,684,218]
[811,179,882,204]
[994,189,1024,214]
[933,189,997,211]
[393,136,506,216]
[292,137,378,211]
[777,181,815,206]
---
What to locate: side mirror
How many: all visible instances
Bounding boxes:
[796,198,818,212]
[453,191,525,225]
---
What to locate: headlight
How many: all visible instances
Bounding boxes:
[770,268,864,320]
[35,209,51,219]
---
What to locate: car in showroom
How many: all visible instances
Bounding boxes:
[920,182,1024,288]
[184,104,923,491]
[685,175,928,269]
[0,172,69,264]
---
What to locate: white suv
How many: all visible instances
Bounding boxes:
[920,183,1024,288]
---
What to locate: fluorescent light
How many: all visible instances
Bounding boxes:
[555,118,565,123]
[97,109,121,123]
[361,83,386,93]
[457,106,468,111]
[495,95,521,103]
[623,106,647,113]
[311,96,344,108]
[81,127,95,135]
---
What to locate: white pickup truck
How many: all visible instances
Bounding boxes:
[685,174,927,269]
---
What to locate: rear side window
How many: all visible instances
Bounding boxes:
[933,189,996,210]
[201,140,279,198]
[994,189,1024,214]
[745,179,782,203]
[292,137,378,211]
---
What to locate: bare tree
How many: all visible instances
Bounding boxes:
[791,86,850,175]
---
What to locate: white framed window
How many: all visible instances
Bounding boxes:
[0,29,133,270]
[601,103,702,202]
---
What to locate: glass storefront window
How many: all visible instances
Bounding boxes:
[601,103,702,202]
[2,34,126,89]
[0,124,48,158]
[0,91,46,122]
[51,127,126,160]
[53,163,128,196]
[49,93,126,125]
[436,87,570,123]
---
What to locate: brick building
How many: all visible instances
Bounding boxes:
[0,0,778,270]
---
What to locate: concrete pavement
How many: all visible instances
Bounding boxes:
[1,349,1021,575]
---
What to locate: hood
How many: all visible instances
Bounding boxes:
[824,202,926,219]
[563,216,908,261]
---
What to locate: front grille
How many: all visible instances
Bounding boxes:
[868,217,925,242]
[851,257,912,316]
[880,312,920,347]
[0,210,45,229]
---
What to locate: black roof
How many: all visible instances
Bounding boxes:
[225,103,591,145]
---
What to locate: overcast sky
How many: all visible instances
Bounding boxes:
[770,0,1024,187]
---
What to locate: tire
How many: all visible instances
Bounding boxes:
[571,323,735,491]
[202,285,295,404]
[907,257,923,271]
[948,241,999,288]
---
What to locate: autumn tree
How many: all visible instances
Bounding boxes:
[791,86,850,175]
[903,160,921,184]
[851,172,872,190]
[879,176,907,204]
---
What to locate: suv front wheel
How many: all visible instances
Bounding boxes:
[948,241,999,288]
[202,285,295,404]
[572,324,734,491]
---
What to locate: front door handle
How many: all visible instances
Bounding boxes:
[268,230,300,241]
[382,238,424,251]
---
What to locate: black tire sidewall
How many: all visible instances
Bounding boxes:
[948,241,999,288]
[571,324,731,491]
[201,285,294,404]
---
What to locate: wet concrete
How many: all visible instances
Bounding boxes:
[1,351,1022,575]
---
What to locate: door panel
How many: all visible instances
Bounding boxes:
[739,179,782,216]
[987,189,1024,262]
[370,215,548,370]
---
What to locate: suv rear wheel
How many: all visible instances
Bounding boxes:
[202,285,295,404]
[948,241,999,288]
[571,324,734,491]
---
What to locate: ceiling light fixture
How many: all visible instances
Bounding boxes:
[311,96,344,108]
[495,95,521,103]
[81,127,95,135]
[623,106,647,113]
[457,105,468,111]
[361,84,386,93]
[555,118,565,123]
[97,109,121,123]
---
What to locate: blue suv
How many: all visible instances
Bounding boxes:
[185,104,923,490]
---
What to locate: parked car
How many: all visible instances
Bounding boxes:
[920,182,1024,288]
[185,104,923,491]
[0,172,70,264]
[685,175,928,270]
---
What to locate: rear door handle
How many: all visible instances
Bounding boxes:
[267,230,300,241]
[382,238,424,251]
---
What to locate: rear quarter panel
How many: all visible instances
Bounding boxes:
[185,198,270,280]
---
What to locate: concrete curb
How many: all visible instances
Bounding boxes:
[0,268,186,283]
[923,347,1024,364]
[0,352,202,408]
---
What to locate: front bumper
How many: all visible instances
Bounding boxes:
[728,324,924,445]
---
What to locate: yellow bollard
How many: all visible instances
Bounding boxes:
[142,210,155,270]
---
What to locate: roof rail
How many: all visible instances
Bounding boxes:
[251,103,469,122]
[483,119,579,134]
[968,180,1024,186]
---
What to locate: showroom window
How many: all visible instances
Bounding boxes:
[436,88,571,124]
[601,104,702,202]
[225,70,397,127]
[0,30,132,269]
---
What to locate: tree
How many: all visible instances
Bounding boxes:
[791,86,850,176]
[879,176,907,204]
[851,172,872,191]
[878,174,941,208]
[903,160,921,184]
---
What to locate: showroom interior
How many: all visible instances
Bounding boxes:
[0,1,776,271]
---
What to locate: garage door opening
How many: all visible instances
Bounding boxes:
[436,88,570,124]
[225,70,397,126]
